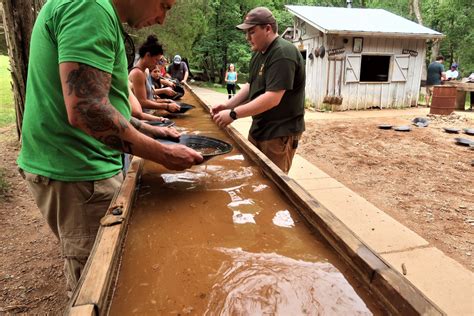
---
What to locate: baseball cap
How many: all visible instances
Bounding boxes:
[236,7,276,30]
[173,55,182,64]
[451,63,458,68]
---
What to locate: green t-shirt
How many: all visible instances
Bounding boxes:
[426,61,444,86]
[248,37,305,141]
[17,0,130,181]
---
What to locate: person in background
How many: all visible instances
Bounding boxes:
[425,55,446,107]
[225,63,238,99]
[445,63,459,80]
[211,7,305,174]
[468,72,474,111]
[168,54,189,84]
[129,35,180,113]
[149,64,177,99]
[17,0,203,295]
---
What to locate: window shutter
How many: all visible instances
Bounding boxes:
[392,55,409,82]
[345,55,361,83]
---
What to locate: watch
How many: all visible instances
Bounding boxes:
[229,109,238,120]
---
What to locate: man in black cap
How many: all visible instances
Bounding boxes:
[211,7,305,174]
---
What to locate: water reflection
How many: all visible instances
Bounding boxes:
[159,166,256,191]
[272,210,295,228]
[205,248,372,316]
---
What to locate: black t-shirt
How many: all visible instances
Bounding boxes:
[248,37,306,141]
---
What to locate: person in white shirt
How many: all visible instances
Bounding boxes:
[445,63,459,80]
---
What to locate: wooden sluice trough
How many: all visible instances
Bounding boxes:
[67,86,444,315]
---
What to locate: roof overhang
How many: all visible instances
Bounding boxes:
[286,6,445,40]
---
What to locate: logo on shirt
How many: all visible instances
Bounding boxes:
[259,63,265,76]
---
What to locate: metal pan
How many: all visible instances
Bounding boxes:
[454,138,474,146]
[155,135,233,161]
[378,124,392,130]
[394,125,411,132]
[144,119,175,127]
[463,128,474,136]
[443,127,460,134]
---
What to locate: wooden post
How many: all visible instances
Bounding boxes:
[0,0,44,138]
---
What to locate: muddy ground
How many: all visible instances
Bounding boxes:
[299,113,473,270]
[0,112,472,313]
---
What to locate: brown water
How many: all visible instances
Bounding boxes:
[109,94,382,315]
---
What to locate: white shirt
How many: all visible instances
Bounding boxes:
[446,69,459,79]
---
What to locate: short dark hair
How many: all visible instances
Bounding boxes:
[138,35,163,58]
[436,55,445,61]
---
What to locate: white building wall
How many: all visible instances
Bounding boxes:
[299,29,427,110]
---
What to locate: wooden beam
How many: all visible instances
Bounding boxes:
[66,157,143,315]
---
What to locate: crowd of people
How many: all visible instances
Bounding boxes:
[18,0,305,302]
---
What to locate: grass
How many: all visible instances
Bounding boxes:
[0,55,14,128]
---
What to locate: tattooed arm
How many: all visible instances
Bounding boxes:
[59,62,202,169]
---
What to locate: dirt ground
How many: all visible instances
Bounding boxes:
[0,111,472,313]
[0,126,68,314]
[299,112,474,270]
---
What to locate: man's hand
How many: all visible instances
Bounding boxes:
[161,144,203,170]
[162,79,176,88]
[150,126,180,140]
[163,87,177,97]
[211,104,227,117]
[166,101,181,112]
[212,109,233,128]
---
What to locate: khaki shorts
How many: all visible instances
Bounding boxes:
[425,85,434,96]
[249,134,302,174]
[19,170,123,291]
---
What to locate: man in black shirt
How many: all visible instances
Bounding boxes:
[211,7,305,174]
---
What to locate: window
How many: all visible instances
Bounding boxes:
[360,55,391,82]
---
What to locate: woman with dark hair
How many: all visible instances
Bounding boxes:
[129,35,180,113]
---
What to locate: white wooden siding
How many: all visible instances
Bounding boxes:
[298,25,427,111]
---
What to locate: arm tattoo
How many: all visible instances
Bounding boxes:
[66,64,134,154]
[129,117,143,130]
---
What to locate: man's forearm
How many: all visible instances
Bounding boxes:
[62,63,152,155]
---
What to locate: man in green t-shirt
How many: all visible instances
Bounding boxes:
[17,0,203,293]
[211,7,305,174]
[425,55,446,107]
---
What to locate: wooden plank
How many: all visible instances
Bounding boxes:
[67,157,143,315]
[69,304,96,316]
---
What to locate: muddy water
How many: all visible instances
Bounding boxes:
[109,94,382,315]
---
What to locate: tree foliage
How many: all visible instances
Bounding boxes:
[139,0,471,82]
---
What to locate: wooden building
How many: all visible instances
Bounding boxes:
[283,6,444,111]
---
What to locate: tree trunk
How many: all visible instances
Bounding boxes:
[412,0,423,25]
[431,39,441,61]
[0,0,44,138]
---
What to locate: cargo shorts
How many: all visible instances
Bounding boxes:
[248,134,302,174]
[19,169,123,291]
